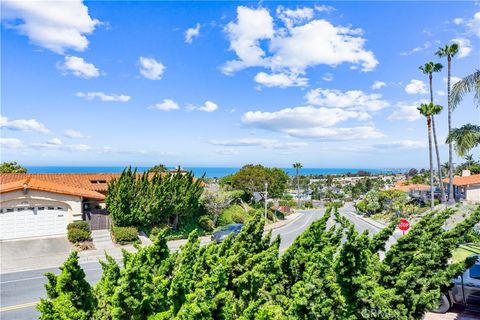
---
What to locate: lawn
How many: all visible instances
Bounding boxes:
[452,243,480,263]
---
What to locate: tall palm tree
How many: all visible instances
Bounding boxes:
[418,103,441,210]
[451,70,480,108]
[420,61,446,204]
[293,162,303,206]
[436,44,459,204]
[446,124,480,158]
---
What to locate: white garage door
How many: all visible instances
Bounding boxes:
[0,206,68,240]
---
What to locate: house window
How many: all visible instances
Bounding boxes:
[90,180,107,184]
[17,208,25,212]
[37,207,45,211]
[6,208,14,212]
[48,207,54,210]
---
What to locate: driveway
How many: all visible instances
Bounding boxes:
[0,236,71,274]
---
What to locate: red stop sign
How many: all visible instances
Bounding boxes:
[398,219,410,233]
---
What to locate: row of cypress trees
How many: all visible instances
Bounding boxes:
[105,167,204,229]
[38,204,480,319]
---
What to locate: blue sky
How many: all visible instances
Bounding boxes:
[1,1,479,168]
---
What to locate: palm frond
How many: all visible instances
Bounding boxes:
[451,70,480,109]
[446,124,480,157]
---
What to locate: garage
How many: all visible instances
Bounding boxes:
[0,206,68,240]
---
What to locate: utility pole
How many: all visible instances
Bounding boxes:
[264,182,268,221]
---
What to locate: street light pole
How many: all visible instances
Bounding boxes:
[264,182,268,221]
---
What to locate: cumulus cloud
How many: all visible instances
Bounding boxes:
[150,99,180,111]
[76,92,131,102]
[437,90,446,97]
[400,42,430,56]
[64,129,86,139]
[322,73,334,82]
[196,101,218,112]
[0,138,25,149]
[443,76,462,85]
[388,102,422,122]
[305,88,389,112]
[371,81,386,90]
[185,23,200,43]
[254,71,308,88]
[209,137,307,150]
[138,57,165,80]
[405,79,428,95]
[451,38,472,58]
[0,116,50,134]
[373,140,425,150]
[241,105,382,140]
[31,138,64,149]
[57,56,101,78]
[222,6,378,88]
[1,0,99,54]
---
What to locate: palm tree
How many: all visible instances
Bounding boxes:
[446,124,480,158]
[420,61,446,204]
[451,70,480,108]
[436,44,459,204]
[418,103,441,210]
[465,154,474,166]
[293,162,303,206]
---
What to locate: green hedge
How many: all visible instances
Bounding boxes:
[199,216,214,232]
[112,226,139,245]
[67,221,90,232]
[68,228,91,243]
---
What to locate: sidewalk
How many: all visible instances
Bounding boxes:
[1,212,304,273]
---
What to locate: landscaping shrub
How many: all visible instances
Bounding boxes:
[150,224,169,238]
[199,216,214,232]
[67,221,90,232]
[112,226,139,245]
[231,210,247,224]
[68,228,91,243]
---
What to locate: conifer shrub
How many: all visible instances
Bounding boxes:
[111,226,139,245]
[67,228,92,243]
[198,216,214,232]
[40,205,480,320]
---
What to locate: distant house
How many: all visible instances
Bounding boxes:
[443,170,480,203]
[389,181,430,193]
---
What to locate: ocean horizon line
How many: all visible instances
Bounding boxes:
[24,166,407,178]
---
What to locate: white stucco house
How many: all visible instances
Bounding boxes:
[443,171,480,203]
[0,174,116,240]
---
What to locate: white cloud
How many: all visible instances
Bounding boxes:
[373,140,425,150]
[453,18,464,25]
[185,23,200,43]
[468,12,480,37]
[0,116,50,134]
[254,71,308,88]
[209,137,307,150]
[1,0,99,54]
[437,90,446,97]
[30,138,63,149]
[451,38,472,58]
[400,42,430,56]
[150,99,180,111]
[322,73,334,82]
[405,79,428,95]
[66,144,92,152]
[222,6,378,87]
[0,138,25,149]
[76,92,131,102]
[64,129,85,139]
[138,57,165,80]
[443,76,462,85]
[197,101,218,112]
[57,56,101,78]
[305,88,389,112]
[371,81,386,90]
[217,148,240,156]
[241,105,382,140]
[388,102,422,122]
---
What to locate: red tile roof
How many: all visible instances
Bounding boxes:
[442,174,480,186]
[1,177,105,200]
[391,181,430,192]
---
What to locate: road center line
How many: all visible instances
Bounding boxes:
[1,301,38,312]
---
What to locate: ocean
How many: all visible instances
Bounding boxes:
[25,166,405,178]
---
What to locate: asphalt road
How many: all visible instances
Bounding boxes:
[0,206,382,319]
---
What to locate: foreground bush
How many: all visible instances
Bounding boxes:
[67,221,90,232]
[111,226,139,245]
[40,205,480,320]
[67,228,91,243]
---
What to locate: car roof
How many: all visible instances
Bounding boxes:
[228,223,243,227]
